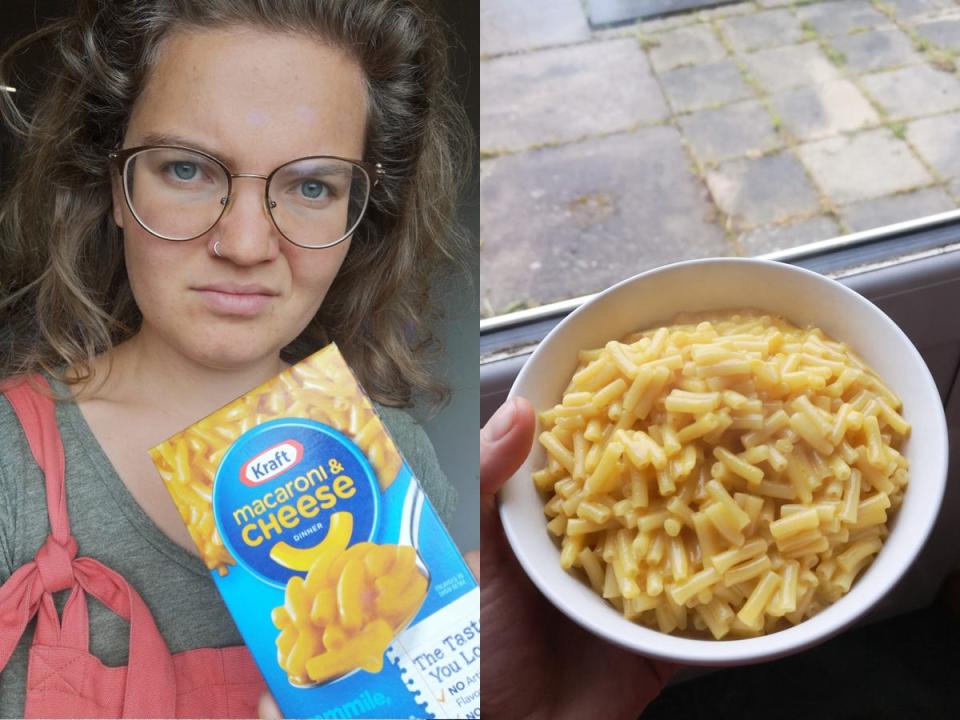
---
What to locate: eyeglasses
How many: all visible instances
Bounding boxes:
[108,145,384,249]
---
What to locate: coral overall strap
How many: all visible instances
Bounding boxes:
[0,375,177,717]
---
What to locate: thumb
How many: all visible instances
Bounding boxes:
[480,397,536,498]
[257,691,282,720]
[480,396,535,574]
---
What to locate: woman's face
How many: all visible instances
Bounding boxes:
[113,27,367,369]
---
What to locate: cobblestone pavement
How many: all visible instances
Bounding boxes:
[480,0,960,317]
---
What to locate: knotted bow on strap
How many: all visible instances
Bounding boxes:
[0,376,177,717]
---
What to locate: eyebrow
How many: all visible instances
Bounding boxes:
[135,132,353,171]
[285,159,355,177]
[138,132,238,166]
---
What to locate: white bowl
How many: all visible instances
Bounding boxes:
[500,257,948,666]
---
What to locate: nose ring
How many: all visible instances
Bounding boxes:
[213,240,223,258]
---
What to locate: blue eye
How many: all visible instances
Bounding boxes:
[300,180,328,199]
[173,162,198,180]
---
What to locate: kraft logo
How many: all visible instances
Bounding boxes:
[240,440,305,487]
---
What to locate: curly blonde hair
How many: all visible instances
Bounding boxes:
[0,0,472,409]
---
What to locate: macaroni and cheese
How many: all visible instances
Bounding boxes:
[274,540,429,685]
[534,310,910,639]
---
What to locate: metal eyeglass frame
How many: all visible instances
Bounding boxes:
[108,144,385,249]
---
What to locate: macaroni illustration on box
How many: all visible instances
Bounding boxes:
[150,345,480,719]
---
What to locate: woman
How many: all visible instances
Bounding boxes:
[0,1,471,716]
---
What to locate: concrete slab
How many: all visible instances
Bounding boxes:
[480,127,732,314]
[743,43,841,93]
[859,64,960,119]
[659,58,757,113]
[706,151,821,229]
[696,2,757,20]
[769,79,880,142]
[825,28,924,74]
[884,0,957,21]
[480,39,669,154]
[719,9,805,53]
[480,0,590,56]
[948,178,960,201]
[649,23,728,72]
[739,215,840,255]
[796,0,892,38]
[796,129,934,204]
[915,16,960,51]
[839,186,957,232]
[906,112,960,179]
[678,99,782,166]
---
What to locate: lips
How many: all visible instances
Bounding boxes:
[194,283,279,316]
[196,282,279,296]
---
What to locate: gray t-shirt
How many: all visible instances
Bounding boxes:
[0,376,456,718]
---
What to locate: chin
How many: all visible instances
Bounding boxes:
[176,326,292,371]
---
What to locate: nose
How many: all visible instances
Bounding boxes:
[211,177,280,265]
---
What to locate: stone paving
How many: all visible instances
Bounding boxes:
[480,0,960,318]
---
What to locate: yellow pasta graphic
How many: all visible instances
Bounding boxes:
[534,310,910,639]
[149,346,403,573]
[273,542,428,684]
[271,512,354,571]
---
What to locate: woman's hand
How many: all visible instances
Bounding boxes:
[480,398,677,720]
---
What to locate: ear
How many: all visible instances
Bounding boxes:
[110,171,125,229]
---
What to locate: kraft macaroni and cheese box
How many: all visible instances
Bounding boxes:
[150,345,480,719]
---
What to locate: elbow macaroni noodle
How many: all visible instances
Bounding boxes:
[534,310,910,639]
[150,345,480,719]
